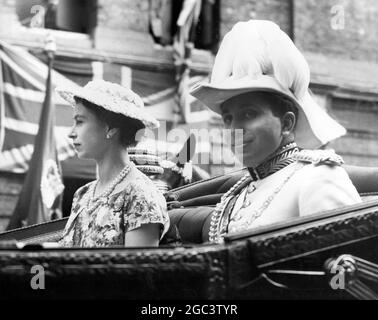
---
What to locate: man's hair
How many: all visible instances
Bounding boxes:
[262,92,299,120]
[74,97,145,148]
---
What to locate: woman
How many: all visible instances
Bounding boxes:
[56,80,169,247]
[190,20,362,243]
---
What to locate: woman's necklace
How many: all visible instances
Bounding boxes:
[85,163,132,216]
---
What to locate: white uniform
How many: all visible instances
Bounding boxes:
[225,150,362,234]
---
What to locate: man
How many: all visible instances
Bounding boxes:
[190,20,361,243]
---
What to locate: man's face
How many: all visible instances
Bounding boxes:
[221,92,283,167]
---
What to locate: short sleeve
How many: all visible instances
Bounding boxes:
[59,183,91,246]
[299,164,362,217]
[123,182,170,240]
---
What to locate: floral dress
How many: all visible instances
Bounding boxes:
[60,165,170,247]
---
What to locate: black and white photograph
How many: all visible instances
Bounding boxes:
[0,0,377,309]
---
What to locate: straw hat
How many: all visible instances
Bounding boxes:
[190,20,346,149]
[56,79,159,129]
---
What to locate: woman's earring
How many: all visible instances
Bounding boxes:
[106,133,111,139]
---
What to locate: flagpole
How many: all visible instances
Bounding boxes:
[0,52,4,152]
[43,33,63,222]
[45,33,56,73]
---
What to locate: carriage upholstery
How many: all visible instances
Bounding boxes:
[1,165,378,246]
[162,164,378,244]
[165,165,378,205]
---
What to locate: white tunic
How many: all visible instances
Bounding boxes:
[227,161,362,234]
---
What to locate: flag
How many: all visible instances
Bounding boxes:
[0,53,5,152]
[0,41,81,176]
[7,51,64,230]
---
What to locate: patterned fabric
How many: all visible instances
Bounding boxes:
[60,165,169,247]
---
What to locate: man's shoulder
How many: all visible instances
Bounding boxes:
[293,149,350,182]
[293,149,344,167]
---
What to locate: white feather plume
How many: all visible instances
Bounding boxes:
[211,20,310,101]
[203,19,346,148]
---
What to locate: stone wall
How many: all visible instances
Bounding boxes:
[294,0,378,62]
[329,97,378,166]
[220,0,291,37]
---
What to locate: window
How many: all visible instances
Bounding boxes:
[149,0,220,52]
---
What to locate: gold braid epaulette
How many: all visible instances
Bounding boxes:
[293,149,344,166]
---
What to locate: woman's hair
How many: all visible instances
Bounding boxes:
[74,97,145,148]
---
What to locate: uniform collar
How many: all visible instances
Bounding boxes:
[247,142,300,180]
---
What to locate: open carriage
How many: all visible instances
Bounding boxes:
[0,164,378,300]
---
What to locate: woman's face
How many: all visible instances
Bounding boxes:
[69,102,108,160]
[221,92,283,167]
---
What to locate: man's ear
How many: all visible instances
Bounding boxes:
[281,111,296,136]
[106,127,119,139]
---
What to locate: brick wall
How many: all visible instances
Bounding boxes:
[97,0,149,32]
[94,0,159,58]
[329,97,378,166]
[294,0,378,62]
[221,0,378,62]
[220,0,291,37]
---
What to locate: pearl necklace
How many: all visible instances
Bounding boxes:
[85,163,132,215]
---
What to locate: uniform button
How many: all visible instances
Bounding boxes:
[247,184,256,193]
[243,199,251,208]
[231,212,241,221]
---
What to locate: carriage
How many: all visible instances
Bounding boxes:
[0,164,378,300]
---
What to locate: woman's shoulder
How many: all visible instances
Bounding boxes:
[73,180,95,200]
[126,165,162,193]
[108,166,166,209]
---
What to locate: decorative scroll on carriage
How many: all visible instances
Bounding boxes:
[0,164,378,300]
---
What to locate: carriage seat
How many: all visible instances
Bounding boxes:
[165,165,378,206]
[161,165,378,245]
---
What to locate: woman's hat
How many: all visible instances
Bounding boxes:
[190,20,346,149]
[56,79,159,129]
